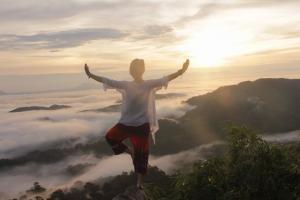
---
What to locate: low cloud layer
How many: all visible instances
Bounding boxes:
[3,128,298,199]
[0,89,191,158]
[0,87,193,198]
[262,130,300,143]
[0,141,224,199]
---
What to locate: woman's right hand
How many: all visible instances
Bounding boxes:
[84,63,91,78]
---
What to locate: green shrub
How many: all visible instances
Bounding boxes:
[148,125,300,200]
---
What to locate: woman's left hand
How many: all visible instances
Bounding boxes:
[181,59,189,74]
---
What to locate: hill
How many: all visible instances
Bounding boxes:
[151,78,300,154]
[180,78,300,141]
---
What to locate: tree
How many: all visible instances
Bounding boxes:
[148,125,300,200]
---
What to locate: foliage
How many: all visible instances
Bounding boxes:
[147,125,300,200]
[11,166,170,200]
[26,182,46,194]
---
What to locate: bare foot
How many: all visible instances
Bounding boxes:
[136,184,144,190]
[137,173,145,190]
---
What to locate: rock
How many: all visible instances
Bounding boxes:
[112,186,147,200]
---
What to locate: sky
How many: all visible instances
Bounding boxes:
[0,1,300,197]
[0,0,300,77]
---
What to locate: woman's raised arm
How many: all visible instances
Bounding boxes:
[84,63,104,83]
[167,59,189,81]
[84,63,127,90]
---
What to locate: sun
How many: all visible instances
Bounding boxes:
[177,25,248,68]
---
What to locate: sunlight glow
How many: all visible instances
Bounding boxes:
[178,25,251,68]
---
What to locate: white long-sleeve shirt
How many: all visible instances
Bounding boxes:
[102,76,169,143]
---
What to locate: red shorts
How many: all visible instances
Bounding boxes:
[105,122,150,174]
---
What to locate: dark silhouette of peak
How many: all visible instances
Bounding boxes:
[181,78,300,142]
[9,104,71,112]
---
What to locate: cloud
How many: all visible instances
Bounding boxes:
[0,89,191,158]
[175,0,300,26]
[151,141,225,173]
[1,126,299,198]
[0,140,224,198]
[0,0,137,22]
[261,25,300,40]
[0,154,100,199]
[27,141,225,193]
[175,2,220,26]
[262,130,300,143]
[0,110,118,158]
[129,25,177,43]
[0,0,79,21]
[0,28,127,50]
[144,25,173,37]
[0,140,226,199]
[237,46,300,58]
[0,90,118,157]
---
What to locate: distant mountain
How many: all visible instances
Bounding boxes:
[152,78,300,154]
[179,78,300,142]
[80,104,121,113]
[9,104,71,113]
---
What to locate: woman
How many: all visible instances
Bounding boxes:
[84,58,189,189]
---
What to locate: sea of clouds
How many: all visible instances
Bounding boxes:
[0,87,195,198]
[0,88,193,158]
[1,74,300,199]
[2,128,300,199]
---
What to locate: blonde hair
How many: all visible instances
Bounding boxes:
[130,59,145,77]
